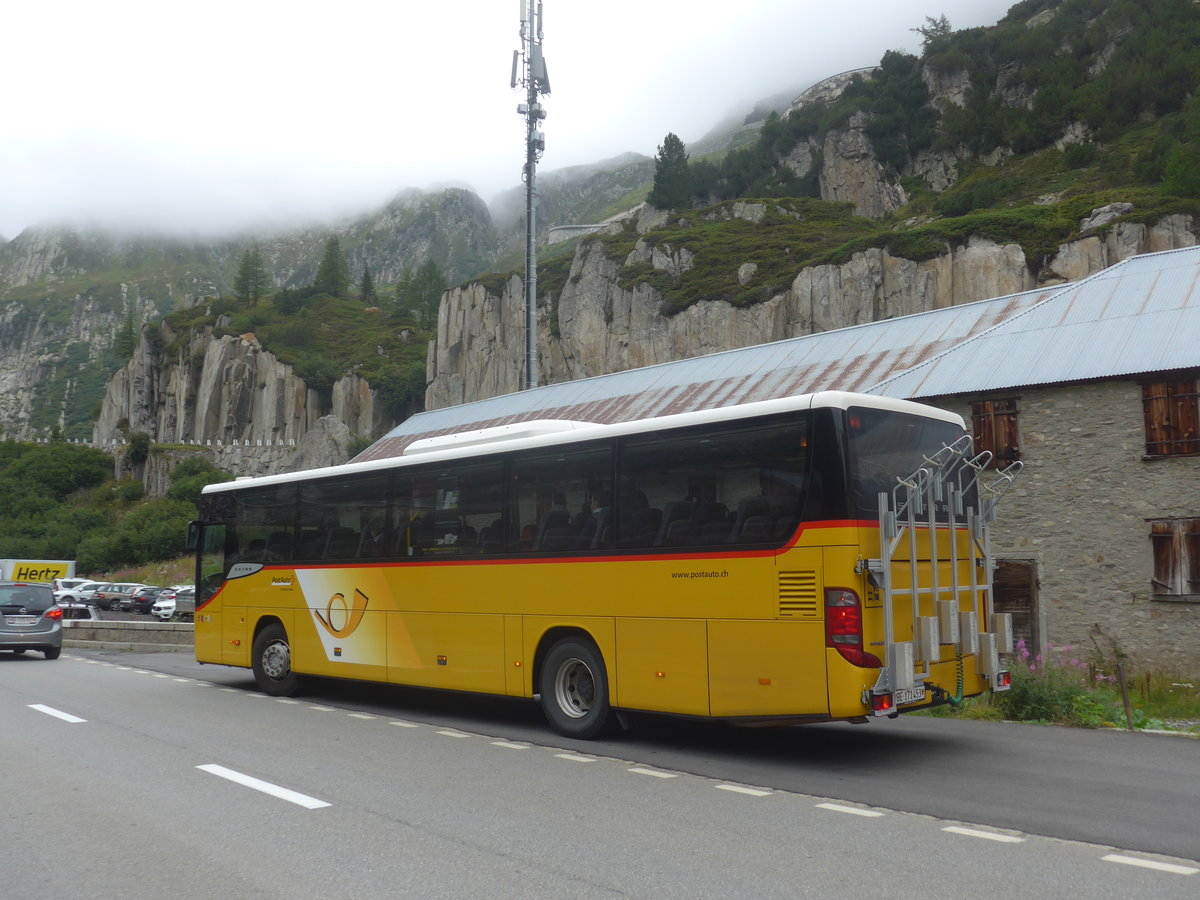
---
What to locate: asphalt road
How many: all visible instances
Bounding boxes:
[28,645,1200,867]
[5,649,1198,898]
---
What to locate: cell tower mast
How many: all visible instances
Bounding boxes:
[511,1,549,389]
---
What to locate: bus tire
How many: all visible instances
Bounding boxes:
[539,638,616,739]
[252,623,299,696]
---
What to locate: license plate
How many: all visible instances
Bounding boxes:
[7,616,37,625]
[894,686,926,705]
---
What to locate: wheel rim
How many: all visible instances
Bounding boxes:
[260,639,291,681]
[553,656,596,719]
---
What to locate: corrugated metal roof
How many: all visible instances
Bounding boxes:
[357,245,1200,461]
[871,245,1200,399]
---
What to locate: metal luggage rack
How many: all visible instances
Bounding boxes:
[863,435,1023,714]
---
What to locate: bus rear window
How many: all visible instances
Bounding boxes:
[847,406,969,519]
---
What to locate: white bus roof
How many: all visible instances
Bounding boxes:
[202,391,960,495]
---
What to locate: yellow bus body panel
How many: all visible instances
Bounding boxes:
[615,618,709,715]
[194,520,998,720]
[709,620,827,716]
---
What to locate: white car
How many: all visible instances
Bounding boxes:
[53,580,103,604]
[151,597,175,620]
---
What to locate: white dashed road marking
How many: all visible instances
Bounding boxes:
[943,826,1025,843]
[28,704,87,724]
[716,784,771,797]
[197,764,330,809]
[555,753,596,762]
[817,802,884,817]
[1102,854,1198,876]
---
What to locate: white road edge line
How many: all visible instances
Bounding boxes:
[555,753,596,762]
[716,784,772,797]
[437,729,471,738]
[492,741,529,749]
[197,764,330,809]
[817,802,884,818]
[1101,854,1198,875]
[942,826,1025,843]
[28,704,86,724]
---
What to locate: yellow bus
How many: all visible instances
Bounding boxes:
[191,391,1017,738]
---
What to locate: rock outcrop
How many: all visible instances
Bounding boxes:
[94,325,387,466]
[426,215,1198,411]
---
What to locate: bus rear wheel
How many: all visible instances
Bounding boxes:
[539,638,615,739]
[252,623,299,696]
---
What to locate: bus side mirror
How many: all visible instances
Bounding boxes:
[186,521,200,552]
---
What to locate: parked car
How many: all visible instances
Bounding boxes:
[57,601,101,621]
[91,582,147,611]
[53,579,103,604]
[153,587,195,622]
[0,581,62,659]
[173,587,195,621]
[127,586,170,614]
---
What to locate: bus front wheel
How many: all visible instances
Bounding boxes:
[252,623,299,696]
[539,638,615,739]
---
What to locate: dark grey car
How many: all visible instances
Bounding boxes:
[0,582,62,659]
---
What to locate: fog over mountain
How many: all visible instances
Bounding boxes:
[0,0,1012,240]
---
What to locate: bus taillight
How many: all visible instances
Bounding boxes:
[825,588,883,668]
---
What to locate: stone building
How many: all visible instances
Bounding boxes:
[360,245,1200,671]
[874,246,1200,670]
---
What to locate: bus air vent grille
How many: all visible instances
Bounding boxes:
[778,571,818,618]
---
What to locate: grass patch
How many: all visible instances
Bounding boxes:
[920,635,1200,732]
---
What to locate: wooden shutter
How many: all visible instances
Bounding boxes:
[1150,519,1180,594]
[1143,379,1200,456]
[971,399,1020,467]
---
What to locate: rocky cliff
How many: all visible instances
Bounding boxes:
[0,187,504,444]
[426,212,1198,409]
[94,323,385,452]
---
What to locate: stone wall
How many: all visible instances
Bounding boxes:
[935,380,1200,671]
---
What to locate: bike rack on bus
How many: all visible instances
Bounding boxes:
[864,435,1023,714]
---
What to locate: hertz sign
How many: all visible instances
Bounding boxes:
[1,559,75,583]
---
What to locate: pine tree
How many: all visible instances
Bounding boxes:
[647,132,691,210]
[360,263,377,305]
[912,14,951,49]
[114,306,137,360]
[234,246,271,305]
[398,260,447,331]
[313,236,351,298]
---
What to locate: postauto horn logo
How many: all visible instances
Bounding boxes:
[314,588,369,638]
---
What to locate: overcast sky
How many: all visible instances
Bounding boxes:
[0,0,1015,240]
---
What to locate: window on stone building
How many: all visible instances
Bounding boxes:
[1149,518,1200,601]
[970,398,1020,468]
[1142,378,1200,457]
